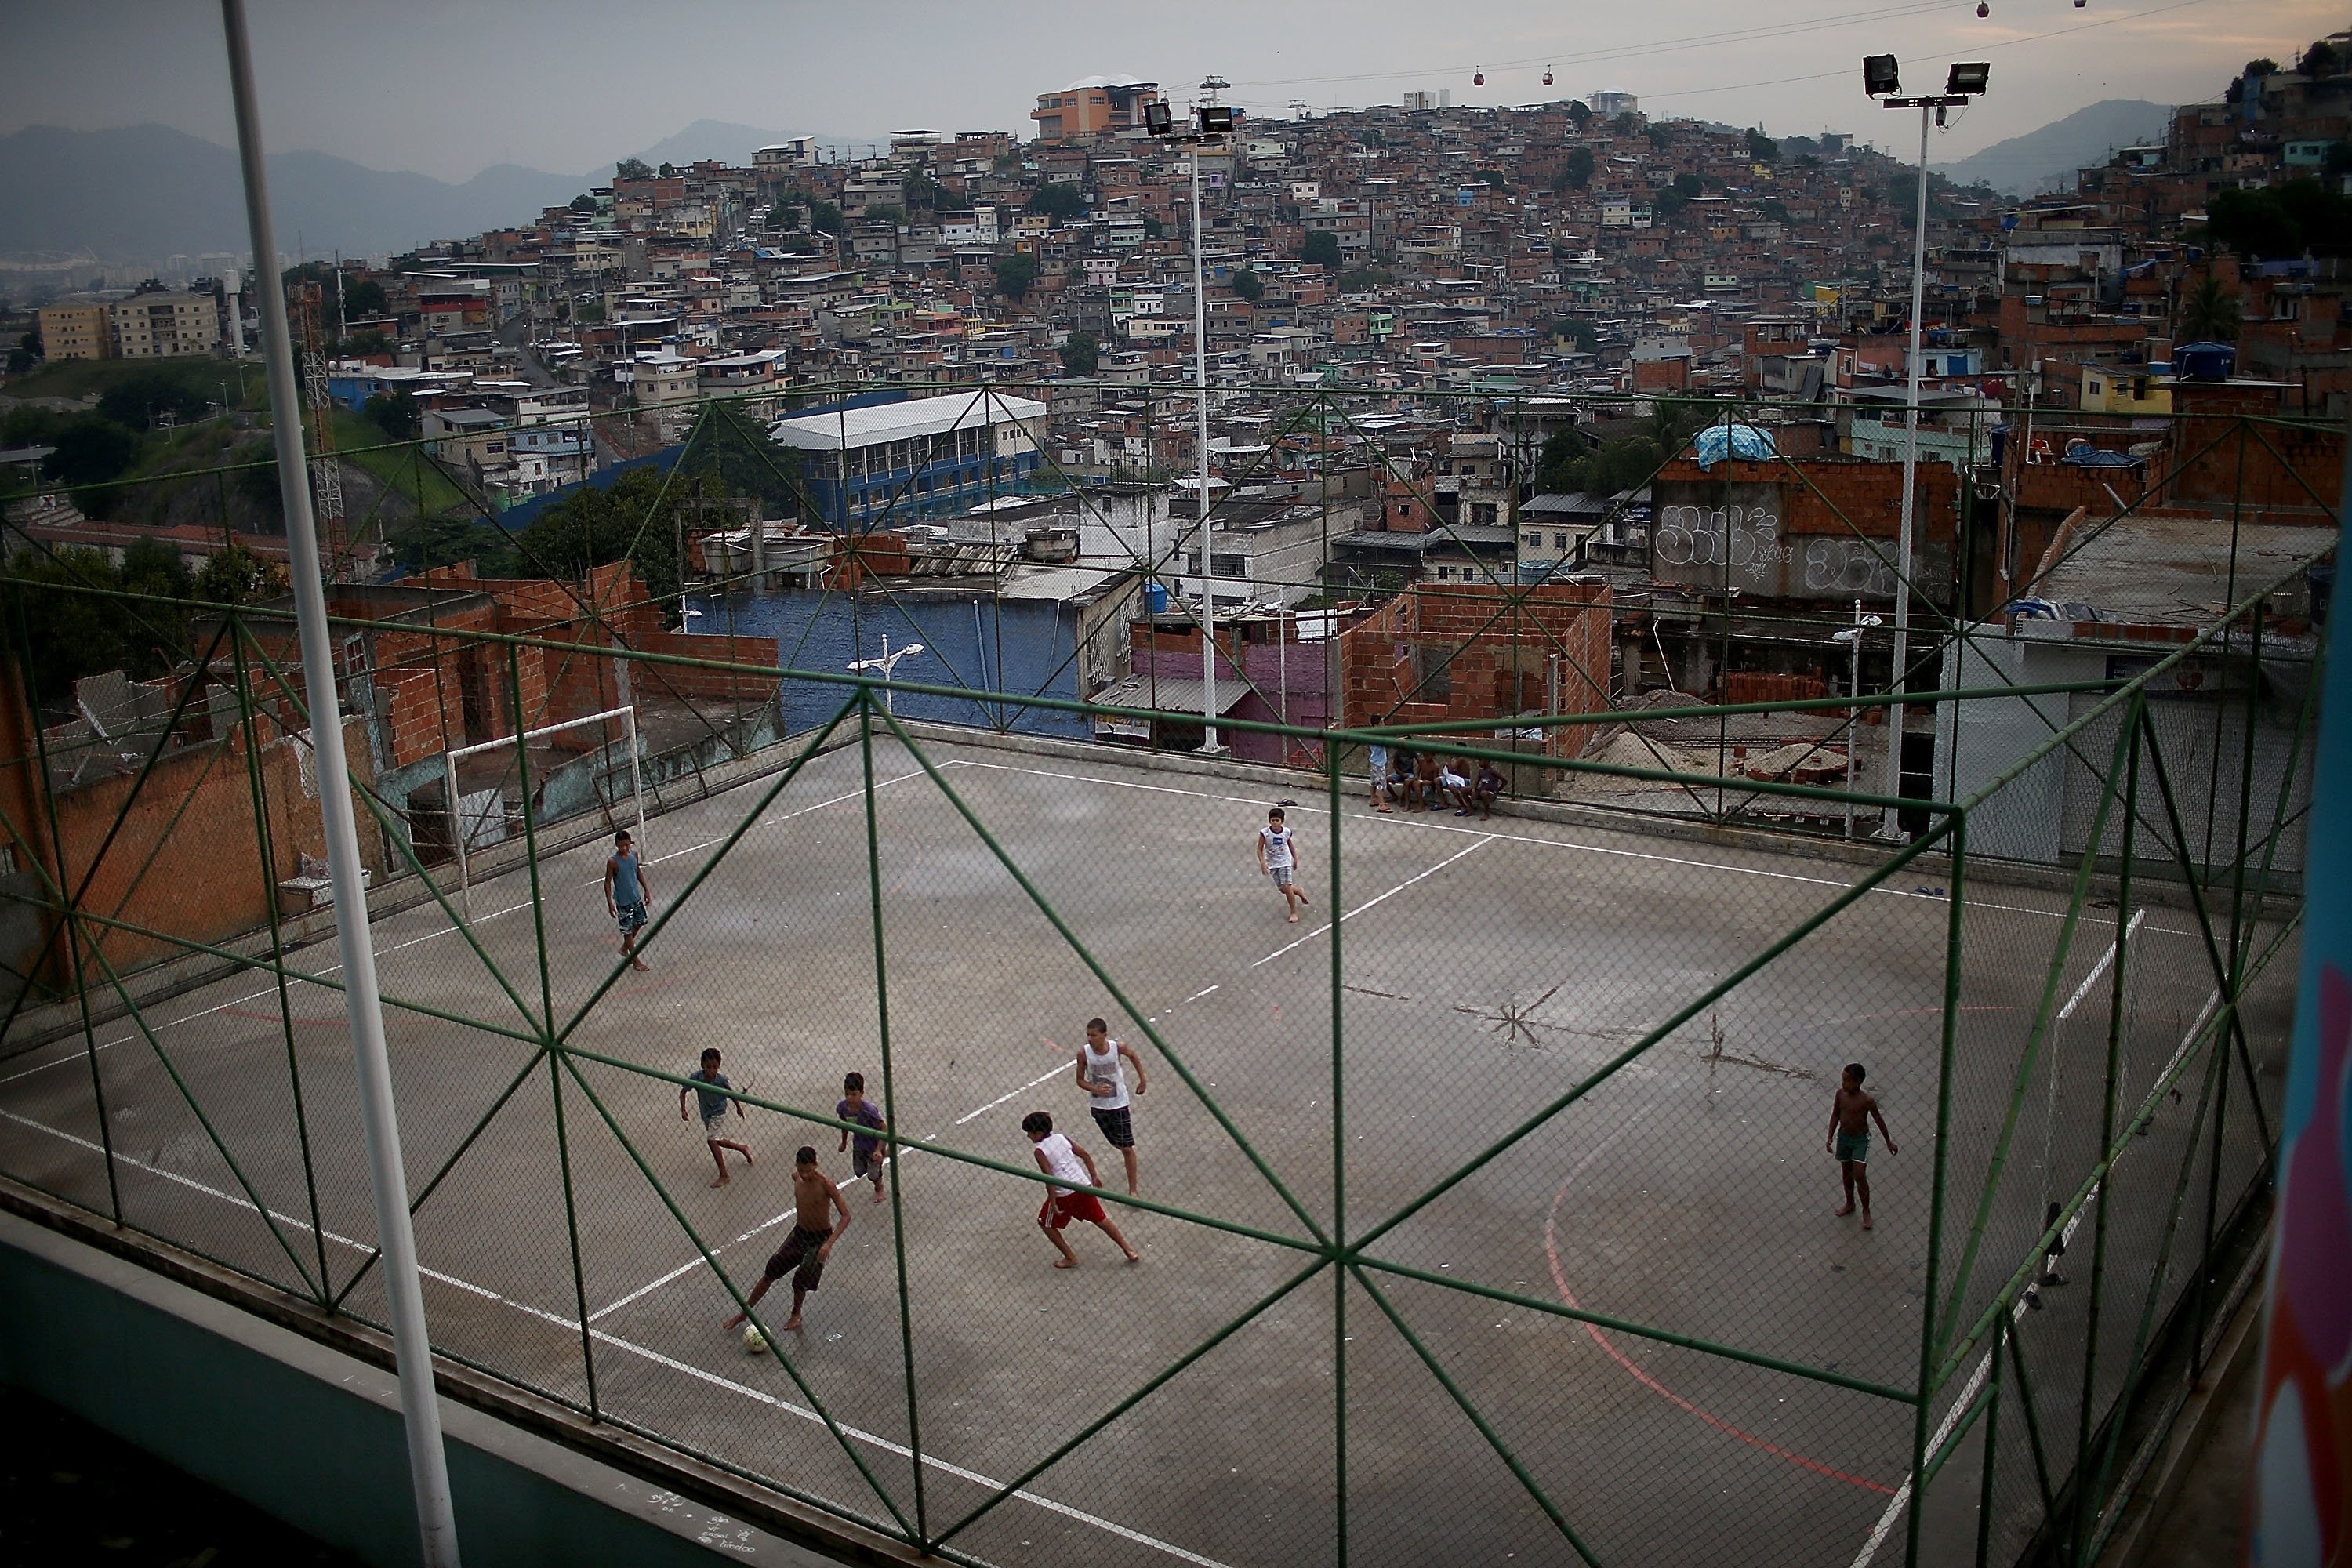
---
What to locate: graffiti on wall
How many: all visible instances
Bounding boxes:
[1652,481,1904,599]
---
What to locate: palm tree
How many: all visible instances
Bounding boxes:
[2178,275,2243,343]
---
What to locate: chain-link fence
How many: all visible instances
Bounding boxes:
[0,388,2329,1568]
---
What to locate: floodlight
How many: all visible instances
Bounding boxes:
[1862,55,1900,96]
[1945,62,1991,96]
[1144,100,1173,136]
[1197,104,1236,135]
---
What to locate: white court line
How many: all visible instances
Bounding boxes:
[1250,835,1494,969]
[947,760,2192,928]
[1848,976,2221,1568]
[0,1102,1232,1568]
[953,1062,1073,1128]
[1,763,933,1088]
[2057,909,2146,1022]
[589,1205,804,1323]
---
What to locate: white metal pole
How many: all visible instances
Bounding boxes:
[445,750,468,920]
[218,5,462,1564]
[1876,101,1932,840]
[626,704,645,850]
[1845,600,1863,840]
[1192,136,1220,753]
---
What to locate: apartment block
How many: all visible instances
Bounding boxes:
[35,299,115,361]
[111,291,220,359]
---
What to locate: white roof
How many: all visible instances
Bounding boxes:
[768,392,1047,452]
[1060,74,1152,92]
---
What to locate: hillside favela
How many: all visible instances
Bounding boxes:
[0,7,2348,1568]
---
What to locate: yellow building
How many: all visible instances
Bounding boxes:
[35,299,115,361]
[2080,365,2172,416]
[1030,76,1159,141]
[111,291,220,359]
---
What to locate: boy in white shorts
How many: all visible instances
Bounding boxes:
[1256,807,1312,923]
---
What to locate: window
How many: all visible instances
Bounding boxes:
[1555,533,1573,550]
[1523,531,1543,548]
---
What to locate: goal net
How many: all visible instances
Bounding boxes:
[436,706,643,914]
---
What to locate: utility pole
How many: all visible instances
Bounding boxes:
[219,3,460,1562]
[1150,78,1232,753]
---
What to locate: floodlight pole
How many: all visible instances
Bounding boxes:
[1189,82,1226,754]
[1869,74,1976,839]
[220,5,462,1565]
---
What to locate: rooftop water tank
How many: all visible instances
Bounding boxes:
[2173,341,2237,382]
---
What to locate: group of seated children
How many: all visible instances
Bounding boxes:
[1370,745,1506,818]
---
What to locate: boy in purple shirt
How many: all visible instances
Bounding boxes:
[837,1072,889,1203]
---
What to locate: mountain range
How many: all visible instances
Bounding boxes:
[1929,98,2172,195]
[0,118,848,267]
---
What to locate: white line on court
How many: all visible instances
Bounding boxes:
[953,1062,1072,1127]
[1847,975,2221,1568]
[0,763,934,1088]
[1249,836,1493,970]
[0,1102,1233,1568]
[2057,909,2146,1021]
[949,759,2205,933]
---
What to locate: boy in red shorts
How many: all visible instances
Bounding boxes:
[1022,1111,1138,1268]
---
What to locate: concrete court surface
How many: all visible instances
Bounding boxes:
[0,726,2296,1568]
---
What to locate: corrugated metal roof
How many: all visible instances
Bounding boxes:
[1090,676,1247,717]
[768,391,1047,452]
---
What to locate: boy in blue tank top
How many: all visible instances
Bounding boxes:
[604,828,652,971]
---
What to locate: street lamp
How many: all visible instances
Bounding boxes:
[848,633,927,715]
[1831,601,1884,839]
[1149,76,1233,754]
[1863,53,1987,839]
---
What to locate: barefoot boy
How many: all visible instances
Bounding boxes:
[681,1047,753,1187]
[1073,1017,1146,1195]
[604,829,652,971]
[724,1147,850,1334]
[1257,807,1312,924]
[1023,1111,1138,1268]
[837,1071,889,1203]
[1826,1062,1898,1229]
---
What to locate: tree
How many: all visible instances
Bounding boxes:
[1533,427,1592,492]
[1299,230,1343,269]
[808,198,845,235]
[2244,57,2279,76]
[1229,267,1264,302]
[1336,266,1396,293]
[364,390,421,440]
[570,193,600,214]
[657,161,678,178]
[1060,330,1100,376]
[45,416,140,490]
[1566,100,1592,128]
[2178,275,2242,342]
[1475,168,1507,189]
[1029,182,1088,223]
[1645,123,1672,150]
[615,157,653,181]
[514,465,684,611]
[902,170,945,210]
[193,543,289,606]
[2306,38,2342,77]
[1542,318,1597,353]
[1745,127,1780,163]
[1556,146,1596,191]
[1142,213,1166,240]
[1653,186,1691,223]
[1611,111,1639,136]
[994,252,1038,301]
[99,371,211,428]
[1671,172,1701,198]
[2204,180,2351,258]
[341,277,387,318]
[866,203,907,227]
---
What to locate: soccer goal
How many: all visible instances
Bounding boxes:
[441,705,643,916]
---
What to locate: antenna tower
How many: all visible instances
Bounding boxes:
[290,280,349,578]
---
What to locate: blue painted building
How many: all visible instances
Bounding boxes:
[767,390,1048,529]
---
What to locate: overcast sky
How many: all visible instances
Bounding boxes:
[2,0,2341,181]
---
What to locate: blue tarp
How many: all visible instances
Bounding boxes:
[1691,423,1777,469]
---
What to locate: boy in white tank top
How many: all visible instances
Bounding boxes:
[1072,1016,1147,1194]
[1022,1111,1139,1267]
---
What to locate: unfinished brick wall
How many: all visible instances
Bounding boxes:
[1336,579,1613,757]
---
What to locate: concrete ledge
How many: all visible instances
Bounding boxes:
[0,1200,908,1568]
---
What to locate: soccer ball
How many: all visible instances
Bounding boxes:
[742,1325,767,1355]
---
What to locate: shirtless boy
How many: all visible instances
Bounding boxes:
[724,1147,851,1333]
[1826,1062,1898,1229]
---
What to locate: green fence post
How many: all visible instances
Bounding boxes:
[228,613,333,1301]
[2073,695,2143,1560]
[1975,1312,2005,1568]
[1908,805,1968,1566]
[1327,735,1347,1566]
[859,691,928,1548]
